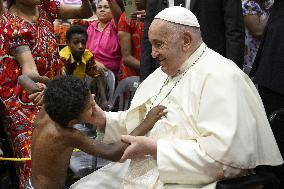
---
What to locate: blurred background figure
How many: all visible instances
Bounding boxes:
[0,0,8,14]
[117,0,146,80]
[250,0,284,186]
[63,0,97,4]
[0,0,3,15]
[242,0,272,74]
[86,0,123,76]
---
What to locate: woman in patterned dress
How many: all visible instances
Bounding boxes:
[242,0,273,74]
[0,0,93,188]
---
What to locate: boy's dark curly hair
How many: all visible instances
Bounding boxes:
[44,75,90,127]
[66,25,88,42]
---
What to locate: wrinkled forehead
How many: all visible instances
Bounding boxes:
[149,19,169,40]
[149,19,165,31]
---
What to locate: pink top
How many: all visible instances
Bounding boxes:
[86,20,121,75]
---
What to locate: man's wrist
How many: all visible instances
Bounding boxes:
[148,139,157,157]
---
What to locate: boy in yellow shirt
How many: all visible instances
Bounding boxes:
[60,25,108,109]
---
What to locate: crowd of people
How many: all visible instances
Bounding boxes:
[0,0,284,189]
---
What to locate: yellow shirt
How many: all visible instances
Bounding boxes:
[59,46,94,80]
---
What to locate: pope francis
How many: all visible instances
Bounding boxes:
[71,6,283,189]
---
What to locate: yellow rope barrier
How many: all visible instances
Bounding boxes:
[0,149,81,161]
[0,157,31,161]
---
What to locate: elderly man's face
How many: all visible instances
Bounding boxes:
[149,20,184,76]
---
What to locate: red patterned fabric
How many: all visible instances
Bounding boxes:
[0,1,61,188]
[117,12,144,80]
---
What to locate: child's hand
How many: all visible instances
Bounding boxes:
[36,82,46,90]
[28,91,44,107]
[86,61,106,77]
[144,105,167,126]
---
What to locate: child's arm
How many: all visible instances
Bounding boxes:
[69,105,167,161]
[96,77,109,110]
[86,59,109,110]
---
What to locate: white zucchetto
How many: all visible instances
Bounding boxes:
[155,6,200,27]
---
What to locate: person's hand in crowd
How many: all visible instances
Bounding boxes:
[131,10,146,21]
[28,81,46,107]
[120,135,157,162]
[28,90,44,107]
[95,60,108,72]
[36,82,46,90]
[86,61,101,77]
[35,75,50,85]
[18,74,47,107]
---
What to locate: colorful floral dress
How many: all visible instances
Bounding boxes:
[242,0,269,73]
[0,1,61,188]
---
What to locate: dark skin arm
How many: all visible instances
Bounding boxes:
[118,31,140,70]
[12,45,48,105]
[59,0,93,19]
[96,77,109,110]
[18,75,48,107]
[86,59,108,110]
[0,0,3,15]
[18,75,43,95]
[108,0,123,27]
[69,105,167,162]
[244,14,268,39]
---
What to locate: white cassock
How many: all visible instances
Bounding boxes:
[71,43,283,189]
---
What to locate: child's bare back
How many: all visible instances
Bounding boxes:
[31,109,81,189]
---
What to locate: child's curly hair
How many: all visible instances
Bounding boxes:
[44,75,90,127]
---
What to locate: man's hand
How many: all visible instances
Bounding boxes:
[120,135,157,162]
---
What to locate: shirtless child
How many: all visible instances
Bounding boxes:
[25,75,166,189]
